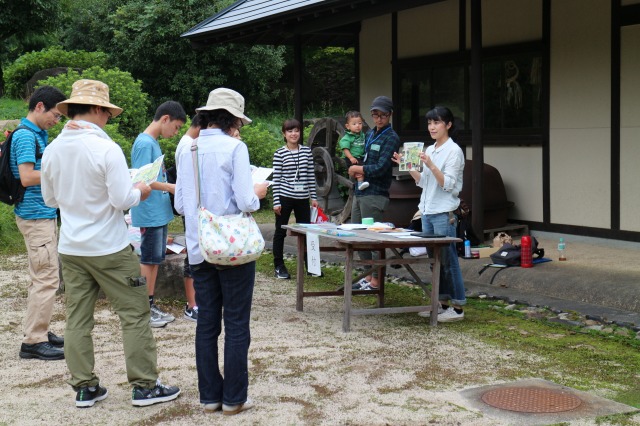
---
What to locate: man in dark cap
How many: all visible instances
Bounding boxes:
[348,95,401,291]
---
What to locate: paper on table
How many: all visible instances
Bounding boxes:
[251,166,274,185]
[337,224,368,230]
[130,155,164,185]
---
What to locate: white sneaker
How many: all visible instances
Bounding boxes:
[418,305,444,318]
[357,181,370,190]
[149,310,168,328]
[222,398,254,416]
[151,304,175,323]
[437,307,464,322]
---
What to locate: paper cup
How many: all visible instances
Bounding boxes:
[362,217,374,225]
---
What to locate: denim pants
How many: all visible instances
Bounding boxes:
[421,212,466,306]
[191,260,255,406]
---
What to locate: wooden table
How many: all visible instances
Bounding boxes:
[282,224,460,331]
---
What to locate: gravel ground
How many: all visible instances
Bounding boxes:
[1,254,638,425]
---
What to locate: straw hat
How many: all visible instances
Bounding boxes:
[196,88,251,125]
[56,79,123,118]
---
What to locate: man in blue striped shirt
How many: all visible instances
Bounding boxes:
[10,86,67,360]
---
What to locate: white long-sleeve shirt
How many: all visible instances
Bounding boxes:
[175,128,260,265]
[41,121,141,256]
[417,137,464,215]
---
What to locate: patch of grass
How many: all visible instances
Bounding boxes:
[0,97,27,122]
[0,204,26,255]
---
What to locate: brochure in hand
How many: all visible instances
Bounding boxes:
[399,142,424,172]
[130,155,164,185]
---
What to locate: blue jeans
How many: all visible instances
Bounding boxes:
[421,213,466,306]
[139,225,168,265]
[191,261,255,406]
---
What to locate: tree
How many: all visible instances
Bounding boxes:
[0,0,62,94]
[107,0,285,113]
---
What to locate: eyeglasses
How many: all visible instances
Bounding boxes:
[103,108,112,119]
[371,113,390,119]
[50,111,62,121]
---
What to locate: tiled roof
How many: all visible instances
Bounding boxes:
[182,0,441,47]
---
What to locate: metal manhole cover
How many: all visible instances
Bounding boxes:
[481,387,583,413]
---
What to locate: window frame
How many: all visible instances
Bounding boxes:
[395,41,546,146]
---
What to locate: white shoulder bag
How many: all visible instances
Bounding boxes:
[191,139,264,266]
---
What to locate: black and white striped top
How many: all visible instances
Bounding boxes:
[272,145,317,206]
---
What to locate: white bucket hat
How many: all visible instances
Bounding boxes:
[56,79,123,117]
[196,88,252,125]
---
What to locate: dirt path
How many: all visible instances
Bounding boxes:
[0,254,635,425]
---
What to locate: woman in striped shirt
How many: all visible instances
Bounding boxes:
[271,118,318,279]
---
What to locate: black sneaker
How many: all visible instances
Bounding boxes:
[19,342,64,360]
[183,304,198,322]
[132,380,181,407]
[48,331,64,348]
[76,385,108,408]
[274,264,290,279]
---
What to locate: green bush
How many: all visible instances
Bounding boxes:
[158,117,192,170]
[47,120,132,163]
[4,47,109,99]
[240,121,282,168]
[38,66,151,140]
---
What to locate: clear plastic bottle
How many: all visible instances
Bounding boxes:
[558,237,567,261]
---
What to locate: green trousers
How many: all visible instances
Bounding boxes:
[60,246,158,390]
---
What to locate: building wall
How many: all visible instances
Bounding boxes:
[620,24,640,232]
[549,0,611,228]
[474,0,542,47]
[468,147,544,222]
[397,0,459,58]
[359,16,393,114]
[359,0,634,232]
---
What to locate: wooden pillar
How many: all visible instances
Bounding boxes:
[470,0,484,241]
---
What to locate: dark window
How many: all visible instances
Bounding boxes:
[482,53,542,130]
[399,64,466,132]
[397,43,543,144]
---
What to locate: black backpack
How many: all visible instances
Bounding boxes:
[0,125,39,205]
[490,237,545,266]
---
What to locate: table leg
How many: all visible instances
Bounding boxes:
[342,246,354,332]
[378,249,385,308]
[430,246,441,327]
[295,233,305,312]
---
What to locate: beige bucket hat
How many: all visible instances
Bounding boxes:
[196,88,251,125]
[56,79,123,118]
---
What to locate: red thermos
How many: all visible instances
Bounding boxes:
[520,236,533,268]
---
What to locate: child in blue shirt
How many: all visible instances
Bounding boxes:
[131,101,186,327]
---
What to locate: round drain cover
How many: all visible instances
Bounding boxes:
[481,387,582,413]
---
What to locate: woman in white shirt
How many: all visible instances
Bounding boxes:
[175,88,268,415]
[393,106,466,323]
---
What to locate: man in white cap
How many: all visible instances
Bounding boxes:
[41,79,181,408]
